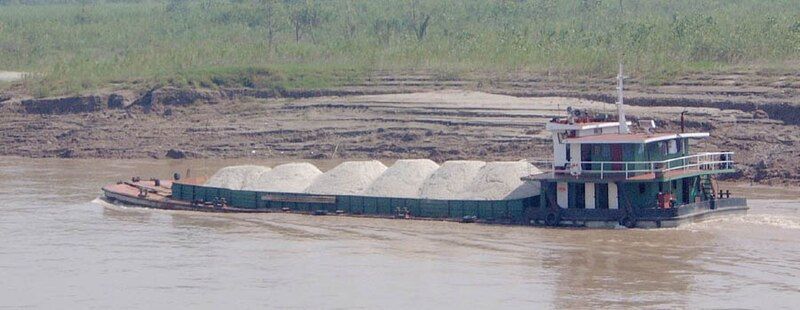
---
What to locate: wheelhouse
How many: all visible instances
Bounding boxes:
[523,108,741,227]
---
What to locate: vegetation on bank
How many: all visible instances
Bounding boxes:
[0,0,798,96]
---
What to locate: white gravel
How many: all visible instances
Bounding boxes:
[304,160,388,195]
[363,159,440,198]
[465,161,542,200]
[243,162,323,193]
[205,159,542,200]
[419,160,486,199]
[204,165,271,190]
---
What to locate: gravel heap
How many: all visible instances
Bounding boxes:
[419,160,486,199]
[304,160,388,195]
[465,161,542,200]
[204,165,271,190]
[363,159,440,198]
[204,159,542,200]
[242,162,323,193]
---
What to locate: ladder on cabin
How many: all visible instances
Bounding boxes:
[700,175,719,200]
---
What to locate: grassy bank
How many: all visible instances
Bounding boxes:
[0,0,798,96]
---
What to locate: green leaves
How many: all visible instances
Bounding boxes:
[0,0,798,96]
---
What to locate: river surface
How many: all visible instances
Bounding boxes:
[1,157,799,309]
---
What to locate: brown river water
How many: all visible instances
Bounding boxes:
[1,157,799,309]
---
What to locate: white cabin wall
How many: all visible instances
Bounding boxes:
[553,135,568,167]
[585,182,596,209]
[569,143,582,174]
[602,126,620,134]
[609,182,619,209]
[556,182,568,208]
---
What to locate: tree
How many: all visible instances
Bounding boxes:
[258,0,286,51]
[407,0,431,41]
[290,0,324,44]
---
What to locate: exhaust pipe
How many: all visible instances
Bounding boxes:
[680,110,687,133]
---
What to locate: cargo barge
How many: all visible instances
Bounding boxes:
[102,68,747,228]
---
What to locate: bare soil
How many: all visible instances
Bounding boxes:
[1,72,798,185]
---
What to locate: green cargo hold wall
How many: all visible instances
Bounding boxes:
[171,183,536,223]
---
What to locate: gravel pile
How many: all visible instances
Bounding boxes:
[242,162,323,193]
[304,160,388,195]
[419,160,486,199]
[204,165,271,190]
[465,161,542,200]
[363,159,440,198]
[205,159,542,200]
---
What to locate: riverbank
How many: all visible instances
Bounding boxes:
[1,72,798,185]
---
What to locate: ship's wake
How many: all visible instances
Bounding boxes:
[734,214,800,230]
[680,213,800,231]
[90,196,118,207]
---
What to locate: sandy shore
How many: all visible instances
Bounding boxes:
[1,73,798,185]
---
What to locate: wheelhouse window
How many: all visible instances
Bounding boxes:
[668,140,679,154]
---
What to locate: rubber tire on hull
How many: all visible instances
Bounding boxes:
[619,216,636,228]
[544,212,560,227]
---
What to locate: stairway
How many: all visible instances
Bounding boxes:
[700,175,719,200]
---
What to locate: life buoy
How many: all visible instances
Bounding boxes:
[619,216,636,228]
[545,212,560,226]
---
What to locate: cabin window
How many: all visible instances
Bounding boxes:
[676,139,684,154]
[594,128,603,134]
[668,140,677,154]
[600,145,611,159]
[581,145,593,170]
[565,144,571,161]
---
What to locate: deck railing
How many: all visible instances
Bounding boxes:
[554,152,735,179]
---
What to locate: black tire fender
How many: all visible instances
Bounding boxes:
[544,212,560,227]
[619,216,636,228]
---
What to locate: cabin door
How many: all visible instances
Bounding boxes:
[611,144,623,171]
[581,145,592,170]
[682,178,692,204]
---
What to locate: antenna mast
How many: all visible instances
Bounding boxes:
[616,62,630,134]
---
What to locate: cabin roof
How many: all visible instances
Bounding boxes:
[562,132,709,144]
[546,121,629,131]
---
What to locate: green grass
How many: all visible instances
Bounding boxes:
[0,0,798,96]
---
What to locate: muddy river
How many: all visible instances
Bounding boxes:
[1,157,799,308]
